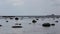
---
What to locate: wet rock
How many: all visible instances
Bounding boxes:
[15,23,18,25]
[6,21,8,22]
[12,26,22,28]
[15,23,21,25]
[19,23,21,25]
[36,19,39,20]
[42,23,50,27]
[32,20,37,24]
[0,25,2,27]
[51,24,55,26]
[15,17,19,20]
[10,18,13,19]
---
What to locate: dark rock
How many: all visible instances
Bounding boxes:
[10,18,13,19]
[51,24,55,26]
[55,21,58,23]
[6,21,8,22]
[15,23,18,25]
[56,17,59,19]
[32,20,37,24]
[15,23,21,25]
[15,17,19,20]
[36,19,39,20]
[12,26,22,28]
[42,23,50,27]
[19,24,21,25]
[0,25,2,27]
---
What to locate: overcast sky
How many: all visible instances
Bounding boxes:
[0,0,60,16]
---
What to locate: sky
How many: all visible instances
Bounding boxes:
[0,0,60,16]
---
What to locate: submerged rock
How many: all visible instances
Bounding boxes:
[55,21,58,23]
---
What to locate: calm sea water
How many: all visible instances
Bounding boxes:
[0,18,60,34]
